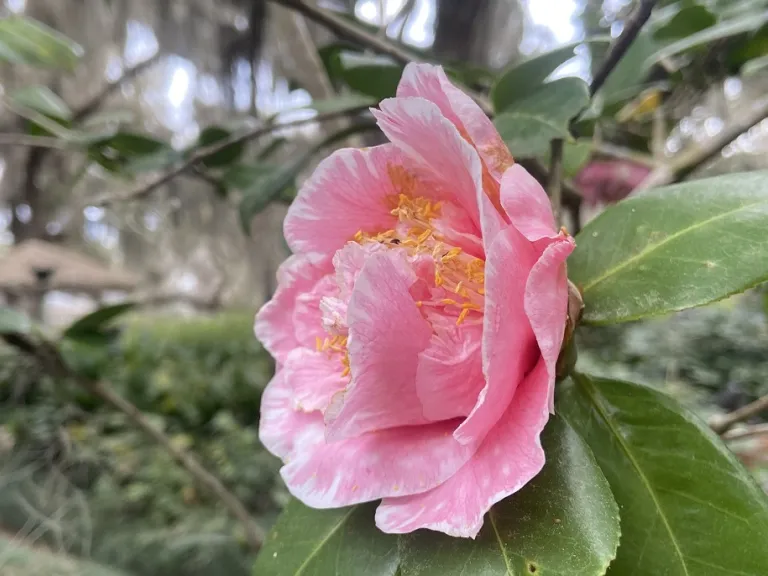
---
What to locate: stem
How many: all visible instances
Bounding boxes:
[723,423,768,442]
[590,0,657,96]
[710,393,768,435]
[636,96,768,191]
[548,139,564,226]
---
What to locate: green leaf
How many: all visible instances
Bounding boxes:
[541,140,592,177]
[0,16,82,70]
[648,10,768,66]
[309,93,376,115]
[654,4,717,40]
[743,52,768,74]
[0,307,32,335]
[399,416,619,576]
[89,132,170,174]
[491,38,608,113]
[338,52,403,101]
[559,373,768,576]
[196,126,245,168]
[569,171,768,324]
[598,31,659,107]
[62,303,134,345]
[252,501,399,576]
[10,85,72,121]
[494,77,589,158]
[238,123,376,233]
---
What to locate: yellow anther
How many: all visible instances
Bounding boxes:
[415,301,423,307]
[341,366,350,377]
[456,308,471,325]
[440,298,458,306]
[315,336,323,351]
[454,281,464,294]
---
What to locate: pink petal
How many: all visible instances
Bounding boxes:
[284,145,406,256]
[375,357,550,538]
[372,97,483,229]
[283,348,347,413]
[325,250,433,441]
[453,225,539,446]
[415,322,484,421]
[524,235,575,412]
[254,255,331,364]
[293,275,337,348]
[258,370,317,459]
[281,417,478,508]
[397,63,514,182]
[500,164,558,241]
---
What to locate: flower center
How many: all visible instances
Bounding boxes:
[354,193,486,326]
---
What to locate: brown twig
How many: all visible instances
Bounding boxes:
[723,423,768,442]
[72,53,162,122]
[0,134,72,149]
[636,97,768,191]
[93,105,372,206]
[548,139,564,226]
[710,393,768,435]
[1,332,266,550]
[590,0,657,96]
[267,0,493,115]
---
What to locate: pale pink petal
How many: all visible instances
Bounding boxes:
[326,250,432,441]
[282,417,478,509]
[372,97,483,229]
[454,225,539,446]
[376,357,550,537]
[397,63,514,182]
[332,241,387,299]
[258,370,317,459]
[254,255,331,364]
[284,145,406,256]
[293,275,337,348]
[415,322,484,421]
[500,164,558,241]
[283,348,346,413]
[524,235,575,412]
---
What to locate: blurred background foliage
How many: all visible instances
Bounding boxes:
[1,0,768,574]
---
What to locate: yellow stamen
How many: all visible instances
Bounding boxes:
[456,309,471,325]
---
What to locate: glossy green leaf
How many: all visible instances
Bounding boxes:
[0,307,32,335]
[654,5,717,40]
[0,16,82,70]
[494,77,589,158]
[338,51,403,101]
[252,501,399,576]
[492,38,608,113]
[559,373,768,576]
[399,416,619,576]
[569,171,768,324]
[648,10,768,66]
[10,85,72,121]
[62,303,134,345]
[196,126,245,168]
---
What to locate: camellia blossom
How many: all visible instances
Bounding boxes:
[255,63,575,538]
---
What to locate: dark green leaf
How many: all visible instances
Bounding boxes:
[492,38,608,113]
[252,500,399,576]
[541,140,592,177]
[309,93,376,115]
[648,10,768,66]
[89,132,170,174]
[559,373,768,576]
[0,16,82,70]
[239,123,376,233]
[598,31,659,107]
[10,85,72,121]
[569,171,768,324]
[338,52,403,101]
[399,416,619,576]
[654,5,717,40]
[196,126,245,168]
[223,163,278,190]
[318,41,360,84]
[494,77,589,158]
[62,303,135,345]
[0,307,32,335]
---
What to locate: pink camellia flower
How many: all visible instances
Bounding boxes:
[255,63,575,538]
